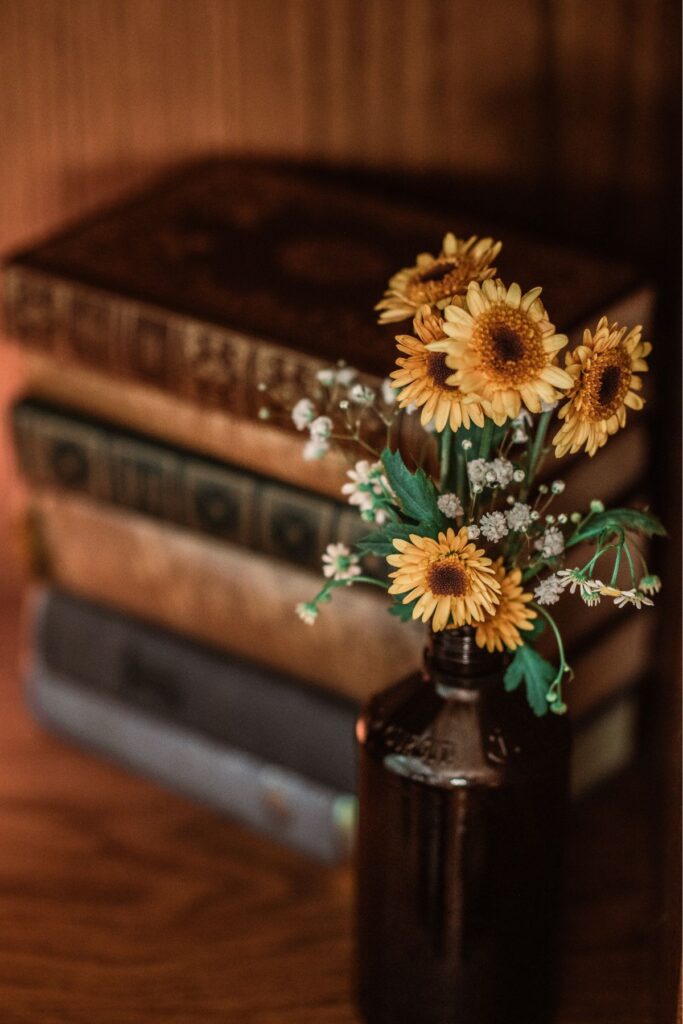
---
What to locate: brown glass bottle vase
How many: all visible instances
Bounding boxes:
[355,625,571,1024]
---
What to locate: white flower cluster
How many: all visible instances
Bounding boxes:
[506,502,532,533]
[321,543,361,583]
[479,511,508,542]
[341,460,395,524]
[437,492,464,518]
[467,457,516,493]
[533,573,564,606]
[291,400,336,461]
[534,526,565,559]
[315,366,357,388]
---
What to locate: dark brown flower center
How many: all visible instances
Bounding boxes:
[583,348,632,419]
[418,260,456,284]
[475,306,546,385]
[490,325,525,362]
[426,558,469,596]
[597,365,624,406]
[426,351,458,391]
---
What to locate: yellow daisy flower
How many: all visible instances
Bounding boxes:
[553,317,650,458]
[387,527,501,632]
[474,559,537,653]
[390,305,488,432]
[375,233,502,324]
[428,279,572,425]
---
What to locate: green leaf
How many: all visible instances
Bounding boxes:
[504,643,556,717]
[571,507,666,544]
[380,447,446,527]
[388,598,418,622]
[355,522,421,558]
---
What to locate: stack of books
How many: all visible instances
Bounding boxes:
[3,160,657,861]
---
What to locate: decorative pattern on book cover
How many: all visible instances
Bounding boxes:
[3,159,651,426]
[12,398,374,573]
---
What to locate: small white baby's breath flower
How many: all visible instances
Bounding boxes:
[349,383,375,406]
[336,367,358,387]
[541,400,559,412]
[303,439,329,461]
[258,407,270,420]
[551,480,565,494]
[292,398,317,431]
[295,602,318,625]
[512,428,529,444]
[467,458,488,487]
[590,499,605,513]
[316,368,337,387]
[534,526,565,558]
[479,511,508,543]
[467,524,481,540]
[557,514,567,524]
[309,415,333,442]
[404,402,417,415]
[506,502,532,533]
[437,493,463,518]
[381,378,397,405]
[534,574,564,606]
[639,574,661,595]
[492,458,514,488]
[530,510,540,521]
[461,439,473,451]
[513,469,526,483]
[322,542,361,582]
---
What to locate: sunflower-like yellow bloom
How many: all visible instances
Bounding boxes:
[390,305,488,432]
[375,233,502,324]
[387,527,501,632]
[474,559,537,652]
[428,279,572,425]
[553,317,650,458]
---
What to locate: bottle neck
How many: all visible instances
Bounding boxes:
[424,626,505,695]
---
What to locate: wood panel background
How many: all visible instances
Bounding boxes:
[0,0,678,258]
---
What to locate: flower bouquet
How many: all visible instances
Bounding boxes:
[283,231,664,717]
[265,231,666,1024]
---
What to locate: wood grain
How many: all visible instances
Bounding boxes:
[0,0,676,259]
[0,579,657,1023]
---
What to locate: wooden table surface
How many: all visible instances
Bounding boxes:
[0,582,658,1024]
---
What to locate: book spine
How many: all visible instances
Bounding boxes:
[4,264,384,423]
[28,490,426,701]
[27,492,654,718]
[36,588,359,793]
[22,350,353,500]
[12,399,373,574]
[26,661,356,865]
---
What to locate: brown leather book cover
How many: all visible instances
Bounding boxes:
[3,159,654,424]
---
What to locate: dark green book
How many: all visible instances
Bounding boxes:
[12,397,374,573]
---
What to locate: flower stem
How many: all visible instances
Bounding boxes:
[478,418,494,460]
[524,409,552,494]
[439,424,453,490]
[455,451,466,505]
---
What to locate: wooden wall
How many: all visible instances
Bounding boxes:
[0,0,678,257]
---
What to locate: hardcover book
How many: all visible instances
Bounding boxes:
[36,588,358,793]
[27,659,355,865]
[4,159,654,430]
[25,491,654,709]
[12,398,374,575]
[29,589,647,802]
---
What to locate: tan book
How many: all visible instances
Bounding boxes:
[28,490,425,700]
[26,490,656,717]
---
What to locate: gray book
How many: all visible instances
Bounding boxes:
[27,660,357,865]
[37,589,358,793]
